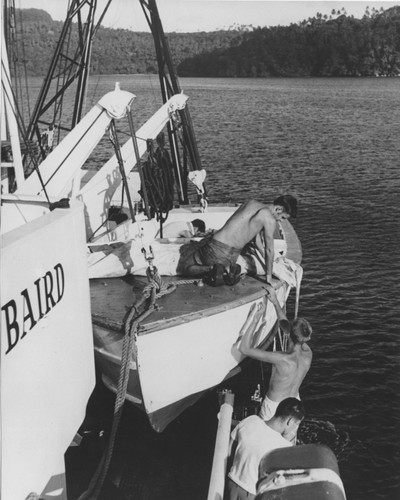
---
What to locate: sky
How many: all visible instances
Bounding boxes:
[18,0,400,32]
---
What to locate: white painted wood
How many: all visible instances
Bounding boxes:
[1,202,95,500]
[136,287,286,414]
[78,93,189,237]
[16,86,135,198]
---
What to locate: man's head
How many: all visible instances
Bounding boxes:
[290,317,312,344]
[192,218,206,235]
[274,397,305,437]
[273,195,298,219]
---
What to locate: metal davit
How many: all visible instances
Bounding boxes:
[26,0,112,166]
[140,0,204,205]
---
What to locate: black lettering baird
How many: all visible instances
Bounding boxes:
[1,263,65,355]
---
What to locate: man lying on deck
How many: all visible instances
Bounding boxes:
[156,218,206,239]
[238,289,312,442]
[176,195,298,283]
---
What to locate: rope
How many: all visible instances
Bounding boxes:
[282,300,289,352]
[171,278,202,286]
[77,268,175,499]
[139,134,175,231]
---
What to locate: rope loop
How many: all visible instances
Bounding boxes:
[77,271,176,500]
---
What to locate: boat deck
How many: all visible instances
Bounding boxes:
[90,219,301,336]
[90,274,268,335]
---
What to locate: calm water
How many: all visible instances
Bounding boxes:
[32,75,400,499]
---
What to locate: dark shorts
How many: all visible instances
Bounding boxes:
[177,235,240,275]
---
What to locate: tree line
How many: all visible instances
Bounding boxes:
[178,6,400,77]
[8,6,400,78]
[8,8,242,76]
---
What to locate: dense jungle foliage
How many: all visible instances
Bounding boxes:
[178,6,400,77]
[7,8,242,76]
[8,6,400,77]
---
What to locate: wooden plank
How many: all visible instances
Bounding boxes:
[90,219,301,334]
[90,274,267,333]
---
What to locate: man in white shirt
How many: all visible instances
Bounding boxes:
[226,398,305,500]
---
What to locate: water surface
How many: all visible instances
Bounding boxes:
[48,75,400,500]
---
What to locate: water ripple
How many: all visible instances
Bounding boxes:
[80,75,400,500]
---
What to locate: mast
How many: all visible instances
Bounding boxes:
[140,0,203,205]
[1,24,25,191]
[26,0,112,167]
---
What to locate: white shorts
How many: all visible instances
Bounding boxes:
[258,395,280,420]
[259,394,301,420]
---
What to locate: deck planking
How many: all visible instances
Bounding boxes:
[90,219,301,335]
[90,274,267,334]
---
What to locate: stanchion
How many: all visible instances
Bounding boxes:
[207,390,235,500]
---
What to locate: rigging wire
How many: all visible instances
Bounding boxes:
[51,8,74,146]
[1,58,50,201]
[6,2,32,129]
[109,119,136,222]
[13,2,32,119]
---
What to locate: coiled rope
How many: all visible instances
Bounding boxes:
[139,134,175,234]
[77,267,176,500]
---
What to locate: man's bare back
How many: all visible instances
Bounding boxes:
[177,196,297,280]
[212,200,276,249]
[213,200,289,282]
[238,289,312,409]
[268,343,312,401]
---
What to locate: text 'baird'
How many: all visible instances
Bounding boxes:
[1,263,65,355]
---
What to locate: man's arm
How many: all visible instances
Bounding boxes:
[253,209,276,284]
[263,227,275,285]
[264,285,291,333]
[238,300,286,364]
[228,434,237,462]
[226,431,240,479]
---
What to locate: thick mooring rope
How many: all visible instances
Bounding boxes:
[77,269,176,499]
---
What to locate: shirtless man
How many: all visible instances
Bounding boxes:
[238,286,312,439]
[176,195,297,282]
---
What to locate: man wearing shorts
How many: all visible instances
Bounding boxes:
[176,196,297,280]
[238,287,312,438]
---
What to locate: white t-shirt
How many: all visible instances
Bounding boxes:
[228,415,292,495]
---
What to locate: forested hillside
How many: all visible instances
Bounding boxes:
[8,6,400,77]
[178,6,400,77]
[8,9,243,76]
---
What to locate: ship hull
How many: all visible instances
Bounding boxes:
[90,215,301,432]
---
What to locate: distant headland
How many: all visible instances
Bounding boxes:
[8,6,400,77]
